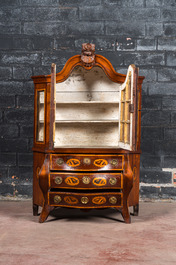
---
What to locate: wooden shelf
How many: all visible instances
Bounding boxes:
[54,145,120,148]
[56,101,120,104]
[55,120,119,124]
[39,120,119,124]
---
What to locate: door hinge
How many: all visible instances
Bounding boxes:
[129,104,134,113]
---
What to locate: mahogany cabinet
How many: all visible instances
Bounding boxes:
[32,43,144,223]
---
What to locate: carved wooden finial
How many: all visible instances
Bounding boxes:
[81,43,95,67]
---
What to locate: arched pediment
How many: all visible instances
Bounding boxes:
[32,43,144,84]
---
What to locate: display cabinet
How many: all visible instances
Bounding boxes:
[32,43,144,223]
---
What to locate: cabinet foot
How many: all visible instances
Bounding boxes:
[133,204,139,216]
[121,207,131,224]
[33,204,39,216]
[39,204,54,223]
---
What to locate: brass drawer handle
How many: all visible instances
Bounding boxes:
[111,159,118,166]
[82,176,91,184]
[109,196,117,204]
[81,197,89,204]
[56,158,64,165]
[54,195,62,204]
[54,176,62,185]
[109,177,117,185]
[83,157,91,165]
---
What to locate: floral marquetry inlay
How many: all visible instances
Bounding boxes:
[92,177,107,186]
[66,159,80,167]
[65,176,79,186]
[64,196,78,205]
[93,159,108,168]
[92,196,106,205]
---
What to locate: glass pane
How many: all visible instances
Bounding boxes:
[119,69,132,147]
[36,90,44,142]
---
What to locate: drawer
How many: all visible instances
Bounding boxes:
[50,154,124,171]
[48,191,122,208]
[49,173,123,189]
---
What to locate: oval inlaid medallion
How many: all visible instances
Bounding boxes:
[82,176,91,184]
[94,159,108,168]
[54,195,62,204]
[65,176,79,186]
[55,176,62,185]
[66,158,80,167]
[92,196,106,205]
[92,177,106,186]
[109,196,117,204]
[64,196,78,205]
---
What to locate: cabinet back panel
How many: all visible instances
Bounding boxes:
[54,123,119,148]
[56,66,121,93]
[37,91,120,104]
[55,91,120,103]
[55,103,119,121]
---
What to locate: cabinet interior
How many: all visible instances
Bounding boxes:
[50,66,133,149]
[37,65,134,150]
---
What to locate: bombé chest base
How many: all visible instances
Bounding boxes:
[34,152,138,224]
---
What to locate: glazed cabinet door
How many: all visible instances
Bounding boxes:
[34,87,46,144]
[49,63,56,149]
[119,65,138,151]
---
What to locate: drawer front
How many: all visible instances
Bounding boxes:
[50,154,124,171]
[49,191,122,208]
[49,173,122,189]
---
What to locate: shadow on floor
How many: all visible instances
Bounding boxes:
[0,200,175,224]
[48,207,124,223]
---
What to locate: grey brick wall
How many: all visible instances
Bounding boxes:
[0,0,176,200]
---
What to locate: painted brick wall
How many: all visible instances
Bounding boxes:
[0,0,176,199]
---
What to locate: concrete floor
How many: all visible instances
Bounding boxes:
[0,201,176,265]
